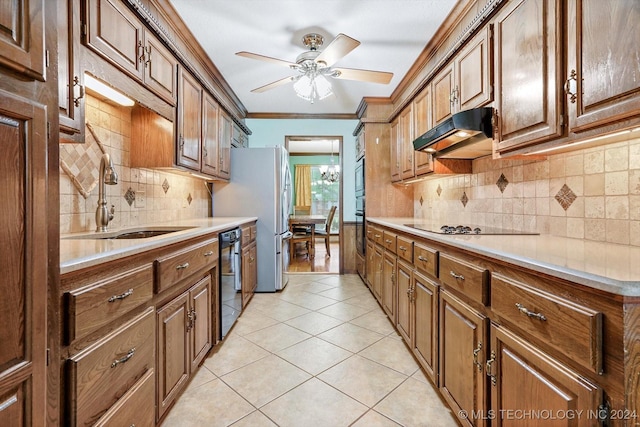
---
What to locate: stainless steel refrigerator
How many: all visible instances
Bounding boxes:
[213,146,292,292]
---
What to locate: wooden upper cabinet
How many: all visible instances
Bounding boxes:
[566,0,640,134]
[84,0,145,81]
[432,64,455,125]
[218,110,232,180]
[58,0,85,142]
[493,0,563,152]
[143,31,178,104]
[389,118,401,182]
[456,26,492,112]
[0,91,48,427]
[0,0,45,81]
[201,92,220,176]
[399,105,414,180]
[177,68,203,170]
[412,85,434,176]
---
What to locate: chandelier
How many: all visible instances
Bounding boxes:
[320,140,340,183]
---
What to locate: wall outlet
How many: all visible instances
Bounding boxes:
[135,190,146,208]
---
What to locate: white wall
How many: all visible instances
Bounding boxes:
[245,118,359,221]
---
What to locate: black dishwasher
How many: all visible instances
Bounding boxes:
[219,228,241,339]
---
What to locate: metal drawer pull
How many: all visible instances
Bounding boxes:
[176,262,190,270]
[418,256,428,263]
[449,271,465,281]
[108,288,133,303]
[385,239,392,244]
[203,251,214,257]
[515,303,547,321]
[399,246,407,252]
[111,348,136,368]
[0,394,18,411]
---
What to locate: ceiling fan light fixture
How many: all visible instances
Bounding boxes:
[293,74,333,103]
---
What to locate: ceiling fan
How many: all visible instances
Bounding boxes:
[236,33,393,102]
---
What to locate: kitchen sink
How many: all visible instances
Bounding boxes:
[62,226,196,240]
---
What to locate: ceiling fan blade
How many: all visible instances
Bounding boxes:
[236,51,298,68]
[315,33,360,67]
[250,76,296,93]
[332,67,393,84]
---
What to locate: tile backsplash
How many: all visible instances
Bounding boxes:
[413,136,640,246]
[60,94,210,234]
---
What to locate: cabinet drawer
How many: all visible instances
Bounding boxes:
[491,273,603,374]
[396,235,413,263]
[241,226,251,246]
[371,226,384,246]
[155,239,218,293]
[382,230,397,253]
[414,243,438,278]
[66,264,153,343]
[94,369,155,427]
[251,225,257,240]
[68,307,155,426]
[439,253,489,305]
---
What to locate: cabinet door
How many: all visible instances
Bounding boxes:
[84,0,145,81]
[58,0,85,141]
[567,0,640,133]
[456,26,492,111]
[189,276,212,372]
[366,240,376,293]
[0,0,45,80]
[143,32,177,105]
[413,271,439,385]
[218,110,232,180]
[201,92,220,176]
[432,64,454,125]
[440,290,488,427]
[489,323,602,427]
[413,85,433,176]
[372,245,384,301]
[177,68,202,170]
[399,105,415,180]
[0,93,47,427]
[389,119,401,182]
[493,0,563,152]
[396,260,412,343]
[241,243,256,308]
[382,251,397,323]
[156,291,190,420]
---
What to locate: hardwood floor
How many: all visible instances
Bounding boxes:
[287,238,339,274]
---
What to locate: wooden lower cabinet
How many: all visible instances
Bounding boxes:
[412,270,439,385]
[489,323,601,427]
[372,245,384,302]
[396,260,413,343]
[439,289,489,427]
[157,275,212,421]
[241,242,257,307]
[381,251,397,323]
[94,369,155,427]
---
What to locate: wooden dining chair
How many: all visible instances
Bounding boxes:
[315,205,337,257]
[290,229,313,258]
[292,206,312,233]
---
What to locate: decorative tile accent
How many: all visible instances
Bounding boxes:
[187,193,193,205]
[59,122,106,199]
[436,185,442,197]
[162,178,170,194]
[555,184,577,211]
[124,187,136,206]
[419,195,424,206]
[496,173,509,193]
[460,192,468,207]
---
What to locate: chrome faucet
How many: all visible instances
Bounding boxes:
[95,153,118,232]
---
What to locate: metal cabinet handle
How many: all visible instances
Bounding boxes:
[473,342,483,372]
[565,69,578,103]
[176,262,190,270]
[515,303,547,321]
[203,251,214,257]
[385,239,392,244]
[108,288,133,303]
[449,271,465,281]
[418,255,428,263]
[72,76,84,107]
[111,348,136,368]
[486,350,496,386]
[399,246,407,252]
[374,234,381,238]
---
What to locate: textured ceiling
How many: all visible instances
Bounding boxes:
[167,0,458,116]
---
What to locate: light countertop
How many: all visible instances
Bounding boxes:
[60,217,257,275]
[369,217,640,297]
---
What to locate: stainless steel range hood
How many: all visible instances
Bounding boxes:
[413,107,494,159]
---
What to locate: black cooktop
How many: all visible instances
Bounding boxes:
[404,223,539,235]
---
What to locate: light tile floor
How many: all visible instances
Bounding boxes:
[161,274,457,427]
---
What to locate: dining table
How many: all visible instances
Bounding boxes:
[288,214,326,258]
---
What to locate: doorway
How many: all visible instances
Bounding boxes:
[285,135,342,274]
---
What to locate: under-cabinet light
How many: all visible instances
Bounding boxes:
[526,129,633,155]
[84,74,135,107]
